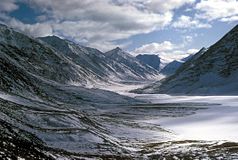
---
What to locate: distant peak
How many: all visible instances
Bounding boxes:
[38,35,70,45]
[114,47,122,52]
[105,47,132,57]
[106,47,123,54]
[136,54,159,58]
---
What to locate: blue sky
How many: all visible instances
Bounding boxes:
[0,0,237,59]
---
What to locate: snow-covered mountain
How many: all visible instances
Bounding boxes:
[136,24,238,95]
[0,25,86,86]
[39,36,116,85]
[159,52,203,76]
[105,47,160,80]
[39,36,160,83]
[159,60,183,76]
[136,53,194,76]
[0,24,142,159]
[0,24,139,100]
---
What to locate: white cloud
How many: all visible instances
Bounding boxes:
[220,16,238,22]
[195,0,238,22]
[133,34,197,56]
[1,0,223,52]
[183,35,193,44]
[133,41,175,54]
[133,43,199,62]
[143,0,196,13]
[3,0,196,51]
[0,0,18,13]
[132,36,199,62]
[187,48,199,54]
[8,18,53,37]
[172,15,212,29]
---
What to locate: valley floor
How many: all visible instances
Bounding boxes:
[1,82,238,159]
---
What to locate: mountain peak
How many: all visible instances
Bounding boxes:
[105,47,127,56]
[39,35,64,42]
[113,47,123,52]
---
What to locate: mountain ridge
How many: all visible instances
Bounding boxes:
[135,24,238,95]
[39,35,160,82]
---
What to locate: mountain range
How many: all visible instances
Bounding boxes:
[38,36,160,85]
[136,53,194,76]
[0,22,238,159]
[136,24,238,95]
[0,23,142,159]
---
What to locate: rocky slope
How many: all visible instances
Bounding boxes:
[40,37,160,83]
[39,36,115,84]
[159,60,183,76]
[105,47,160,80]
[0,24,141,159]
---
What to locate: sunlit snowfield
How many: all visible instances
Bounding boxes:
[1,83,238,159]
[97,84,238,159]
[133,94,238,142]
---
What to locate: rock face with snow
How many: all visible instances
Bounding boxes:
[138,24,238,95]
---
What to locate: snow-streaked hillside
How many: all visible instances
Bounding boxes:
[135,24,238,95]
[0,24,142,159]
[39,36,115,83]
[0,25,87,86]
[105,47,160,80]
[39,36,160,83]
[0,24,140,102]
